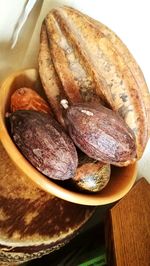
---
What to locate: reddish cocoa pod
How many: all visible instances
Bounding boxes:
[11,87,51,114]
[65,103,136,166]
[10,110,78,180]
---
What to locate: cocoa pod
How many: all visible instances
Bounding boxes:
[65,103,136,166]
[11,87,51,114]
[39,6,150,160]
[72,154,110,192]
[9,110,78,180]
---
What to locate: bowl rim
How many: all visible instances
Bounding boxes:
[0,68,137,206]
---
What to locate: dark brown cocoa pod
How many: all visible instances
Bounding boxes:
[9,110,78,180]
[65,103,136,166]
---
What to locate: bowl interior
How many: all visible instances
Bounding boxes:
[0,68,137,206]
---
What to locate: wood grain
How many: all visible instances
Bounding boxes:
[106,178,150,266]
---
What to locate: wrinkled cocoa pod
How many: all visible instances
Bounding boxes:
[66,103,136,166]
[10,110,78,180]
[40,7,150,160]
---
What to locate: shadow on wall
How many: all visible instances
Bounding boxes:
[0,0,43,84]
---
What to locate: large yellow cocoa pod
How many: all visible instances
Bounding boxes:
[39,6,150,162]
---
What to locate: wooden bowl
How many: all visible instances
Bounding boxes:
[0,69,137,206]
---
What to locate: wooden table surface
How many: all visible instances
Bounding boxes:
[106,178,150,266]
